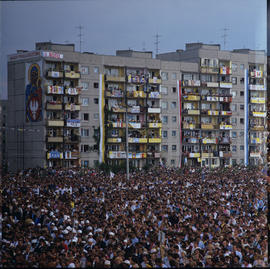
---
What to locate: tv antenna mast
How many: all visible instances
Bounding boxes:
[154,33,162,57]
[76,25,84,52]
[221,27,230,50]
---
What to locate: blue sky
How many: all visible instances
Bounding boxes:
[0,0,267,99]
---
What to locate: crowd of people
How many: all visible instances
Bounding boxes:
[1,165,268,268]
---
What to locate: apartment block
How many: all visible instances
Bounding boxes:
[5,42,267,172]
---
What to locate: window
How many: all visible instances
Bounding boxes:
[240,104,244,110]
[240,64,244,70]
[94,160,99,167]
[240,159,244,165]
[172,116,177,123]
[94,82,99,88]
[94,113,99,119]
[83,113,89,121]
[162,145,168,152]
[94,98,99,104]
[81,128,90,137]
[81,144,90,152]
[81,81,89,91]
[231,118,237,125]
[240,118,244,124]
[81,66,89,75]
[94,67,99,73]
[232,159,237,165]
[161,72,168,80]
[240,91,244,96]
[172,145,177,151]
[160,86,168,94]
[172,87,176,93]
[231,90,237,98]
[232,77,237,85]
[240,145,244,150]
[171,102,177,109]
[171,159,175,165]
[240,131,244,137]
[81,97,89,106]
[232,131,237,138]
[232,145,237,152]
[172,130,176,137]
[232,63,238,72]
[172,73,177,80]
[161,101,168,109]
[81,160,89,167]
[231,104,237,112]
[240,78,244,84]
[162,116,168,124]
[162,130,168,138]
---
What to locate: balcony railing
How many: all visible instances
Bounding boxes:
[250,138,262,144]
[127,91,146,98]
[148,107,161,113]
[183,123,200,130]
[107,138,122,143]
[206,82,219,87]
[220,67,231,75]
[188,152,200,158]
[201,96,219,102]
[64,135,81,143]
[200,67,219,74]
[47,85,64,95]
[219,124,232,130]
[219,137,231,144]
[220,111,232,116]
[65,87,81,95]
[65,104,80,111]
[105,90,124,98]
[202,138,218,144]
[182,80,201,87]
[46,102,62,110]
[250,97,265,104]
[47,136,63,143]
[183,138,199,144]
[202,152,214,158]
[148,92,161,99]
[149,77,161,84]
[250,152,261,158]
[66,119,81,128]
[249,84,266,91]
[219,151,232,158]
[47,151,64,159]
[219,82,232,88]
[47,120,64,127]
[128,138,147,143]
[149,138,161,143]
[106,76,125,82]
[64,71,81,79]
[201,123,215,130]
[107,151,147,159]
[250,125,265,131]
[128,122,142,129]
[249,70,263,78]
[111,106,126,113]
[148,122,162,128]
[183,95,200,101]
[64,151,80,159]
[250,111,266,117]
[47,70,63,78]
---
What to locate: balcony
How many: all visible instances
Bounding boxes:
[206,82,219,87]
[250,138,262,144]
[183,138,199,144]
[251,111,266,118]
[188,152,200,158]
[107,138,122,143]
[202,152,214,158]
[148,107,161,113]
[149,77,161,84]
[65,87,81,95]
[250,125,265,131]
[250,152,261,158]
[249,84,266,91]
[47,150,63,159]
[128,106,140,113]
[128,75,147,84]
[182,80,201,87]
[65,104,81,111]
[47,136,63,143]
[46,102,62,110]
[207,110,219,116]
[149,138,161,143]
[250,97,265,104]
[183,123,199,130]
[187,109,200,115]
[202,138,217,144]
[110,121,126,128]
[200,67,219,74]
[64,71,81,79]
[129,91,146,98]
[149,122,162,128]
[220,111,232,116]
[106,76,125,82]
[47,70,63,78]
[219,96,232,103]
[219,151,232,158]
[64,135,81,144]
[47,120,64,127]
[105,90,124,98]
[220,67,231,75]
[47,85,64,95]
[219,137,231,144]
[201,123,215,130]
[219,82,232,88]
[128,138,147,143]
[64,151,80,159]
[250,70,263,78]
[128,122,141,128]
[111,106,126,113]
[201,96,219,102]
[66,119,81,127]
[219,124,232,130]
[148,92,161,99]
[107,151,147,159]
[183,95,200,101]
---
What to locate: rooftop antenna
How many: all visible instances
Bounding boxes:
[154,33,162,57]
[221,27,230,50]
[76,25,84,52]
